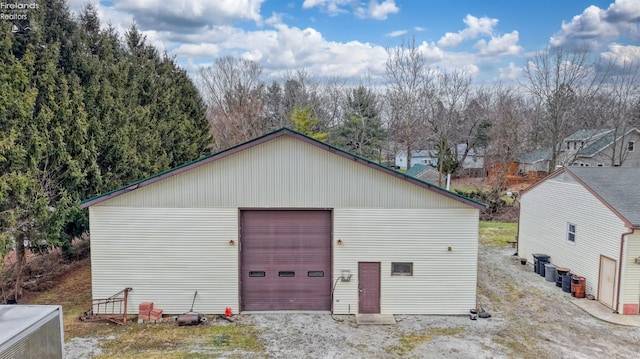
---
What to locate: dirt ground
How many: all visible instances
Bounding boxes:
[64,245,640,358]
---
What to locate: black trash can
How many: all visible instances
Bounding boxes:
[562,272,572,293]
[556,267,570,288]
[532,254,551,275]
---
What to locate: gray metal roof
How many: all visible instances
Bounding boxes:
[567,167,640,228]
[565,129,611,141]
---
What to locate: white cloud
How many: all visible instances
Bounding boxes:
[474,31,522,57]
[174,22,388,79]
[386,30,407,38]
[550,0,640,49]
[303,0,398,19]
[106,0,264,31]
[437,15,498,48]
[356,0,400,20]
[498,62,522,80]
[600,44,640,67]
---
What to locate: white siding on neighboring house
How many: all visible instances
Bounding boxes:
[90,207,238,314]
[518,172,626,298]
[332,208,479,315]
[622,233,640,310]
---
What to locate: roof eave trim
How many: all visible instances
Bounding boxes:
[81,127,485,210]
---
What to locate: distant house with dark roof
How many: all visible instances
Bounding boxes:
[405,164,441,185]
[518,148,553,173]
[517,128,640,174]
[518,167,640,315]
[559,128,640,167]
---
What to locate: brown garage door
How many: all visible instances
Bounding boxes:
[240,210,332,311]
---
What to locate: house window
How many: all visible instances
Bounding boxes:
[567,223,576,243]
[628,141,635,152]
[566,142,570,150]
[597,163,603,167]
[391,262,413,276]
[573,142,577,150]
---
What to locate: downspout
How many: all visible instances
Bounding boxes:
[616,228,636,314]
[513,194,521,257]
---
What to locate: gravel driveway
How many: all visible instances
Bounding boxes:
[66,245,640,358]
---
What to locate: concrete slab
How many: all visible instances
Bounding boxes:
[355,314,396,325]
[570,299,640,327]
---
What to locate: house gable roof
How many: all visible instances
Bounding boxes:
[577,128,640,157]
[82,128,484,209]
[523,167,640,228]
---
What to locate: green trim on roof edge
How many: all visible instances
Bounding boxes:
[81,127,485,208]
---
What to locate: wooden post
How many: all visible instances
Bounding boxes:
[123,288,131,325]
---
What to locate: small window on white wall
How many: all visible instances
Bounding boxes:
[628,141,635,152]
[567,223,576,243]
[391,262,413,276]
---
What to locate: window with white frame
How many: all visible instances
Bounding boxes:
[628,141,635,152]
[567,223,576,243]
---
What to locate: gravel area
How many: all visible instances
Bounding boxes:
[65,245,640,358]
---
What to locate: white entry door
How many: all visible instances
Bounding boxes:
[598,256,616,309]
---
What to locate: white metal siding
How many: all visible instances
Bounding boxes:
[519,175,626,299]
[622,232,640,309]
[89,207,238,314]
[96,136,469,209]
[332,208,479,315]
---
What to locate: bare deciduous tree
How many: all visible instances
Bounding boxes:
[198,56,265,149]
[521,46,610,169]
[385,37,434,170]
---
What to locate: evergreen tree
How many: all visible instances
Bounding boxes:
[335,86,385,160]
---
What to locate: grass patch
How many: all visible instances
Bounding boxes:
[24,258,263,358]
[26,257,94,339]
[386,327,464,356]
[94,322,263,358]
[479,221,518,247]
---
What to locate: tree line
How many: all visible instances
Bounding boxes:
[0,1,211,300]
[199,39,640,176]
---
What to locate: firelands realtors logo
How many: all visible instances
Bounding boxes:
[1,1,38,21]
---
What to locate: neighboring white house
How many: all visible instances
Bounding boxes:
[82,128,483,316]
[394,150,437,170]
[518,167,640,314]
[395,145,484,171]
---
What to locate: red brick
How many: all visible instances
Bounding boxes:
[150,308,163,320]
[139,302,154,311]
[138,313,150,320]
